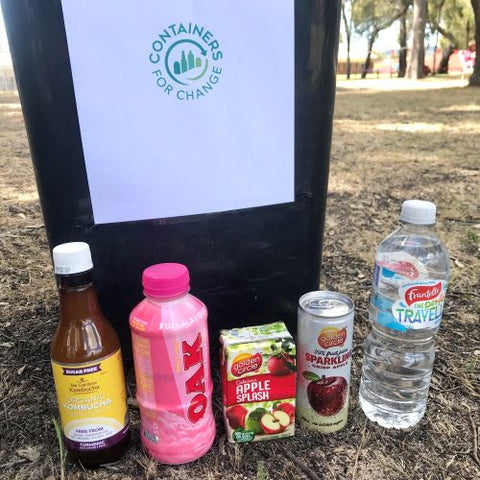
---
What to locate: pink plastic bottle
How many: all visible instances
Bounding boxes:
[129,263,215,464]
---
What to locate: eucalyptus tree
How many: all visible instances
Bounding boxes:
[407,0,427,78]
[398,0,413,77]
[428,0,474,73]
[353,0,410,78]
[341,0,358,79]
[470,0,480,85]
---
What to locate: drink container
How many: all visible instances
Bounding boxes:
[129,263,215,464]
[359,200,449,429]
[220,322,296,443]
[297,291,354,433]
[50,242,130,467]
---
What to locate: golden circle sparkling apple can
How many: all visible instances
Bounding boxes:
[297,291,354,433]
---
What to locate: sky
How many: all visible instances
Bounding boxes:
[338,29,401,60]
[0,5,441,66]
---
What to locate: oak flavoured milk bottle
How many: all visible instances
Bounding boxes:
[129,263,215,464]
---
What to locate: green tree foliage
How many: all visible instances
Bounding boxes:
[428,0,475,74]
[428,0,474,48]
[353,0,409,78]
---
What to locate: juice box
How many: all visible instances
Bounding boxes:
[220,322,296,443]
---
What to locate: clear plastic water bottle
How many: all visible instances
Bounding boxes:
[359,200,450,429]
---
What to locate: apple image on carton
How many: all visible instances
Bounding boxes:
[267,339,296,376]
[273,402,295,423]
[260,410,291,434]
[267,354,295,376]
[245,416,263,434]
[303,372,348,416]
[226,405,248,429]
[245,407,267,434]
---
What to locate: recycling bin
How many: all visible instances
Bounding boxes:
[2,0,341,358]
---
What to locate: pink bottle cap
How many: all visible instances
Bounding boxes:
[142,263,190,298]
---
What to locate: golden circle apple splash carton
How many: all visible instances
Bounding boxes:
[220,322,296,443]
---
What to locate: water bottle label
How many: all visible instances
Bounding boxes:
[373,252,428,289]
[392,280,447,330]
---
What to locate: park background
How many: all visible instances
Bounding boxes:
[0,1,479,479]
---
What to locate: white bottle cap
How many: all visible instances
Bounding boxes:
[400,200,437,225]
[52,242,93,275]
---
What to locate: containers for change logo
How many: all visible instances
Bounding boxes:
[149,23,223,101]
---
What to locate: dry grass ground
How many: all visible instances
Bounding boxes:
[0,77,479,479]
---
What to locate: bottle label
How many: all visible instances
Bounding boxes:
[373,251,428,289]
[392,279,447,330]
[297,315,353,434]
[130,302,216,449]
[51,350,129,451]
[373,251,447,331]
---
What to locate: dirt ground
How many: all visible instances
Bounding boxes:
[0,77,479,480]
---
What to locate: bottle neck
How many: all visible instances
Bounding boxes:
[57,271,100,321]
[145,290,189,304]
[398,221,436,233]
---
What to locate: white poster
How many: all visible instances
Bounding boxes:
[61,0,294,224]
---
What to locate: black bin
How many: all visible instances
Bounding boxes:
[2,0,341,358]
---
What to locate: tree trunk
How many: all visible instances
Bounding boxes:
[346,39,351,79]
[361,32,377,79]
[432,27,459,73]
[432,0,447,76]
[407,0,426,79]
[470,0,480,86]
[466,20,471,50]
[437,44,455,73]
[341,4,352,79]
[399,11,408,77]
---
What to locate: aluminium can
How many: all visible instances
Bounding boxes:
[297,291,354,433]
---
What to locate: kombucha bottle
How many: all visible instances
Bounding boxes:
[50,242,129,466]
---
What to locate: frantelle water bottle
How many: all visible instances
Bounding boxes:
[359,200,450,429]
[129,263,215,464]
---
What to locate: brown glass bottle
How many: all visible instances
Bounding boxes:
[50,243,129,467]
